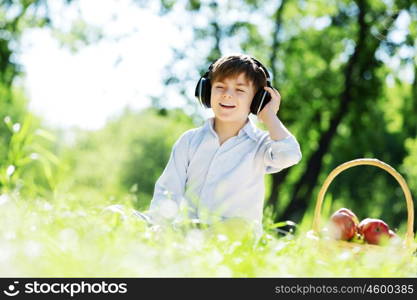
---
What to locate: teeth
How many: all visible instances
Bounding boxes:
[220,103,235,108]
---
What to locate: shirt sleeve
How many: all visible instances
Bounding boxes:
[262,134,302,174]
[147,130,191,222]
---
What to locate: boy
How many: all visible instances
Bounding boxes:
[145,54,302,236]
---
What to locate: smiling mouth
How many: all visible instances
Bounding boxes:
[220,103,236,109]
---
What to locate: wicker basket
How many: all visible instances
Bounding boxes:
[311,158,416,252]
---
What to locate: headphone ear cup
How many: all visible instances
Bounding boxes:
[251,88,272,115]
[250,90,263,114]
[195,77,212,108]
[195,77,204,105]
[202,78,212,108]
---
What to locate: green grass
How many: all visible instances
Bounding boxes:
[0,192,416,277]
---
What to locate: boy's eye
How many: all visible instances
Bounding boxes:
[215,86,224,89]
[237,89,245,92]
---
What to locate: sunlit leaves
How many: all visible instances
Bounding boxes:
[186,0,201,11]
[0,113,60,194]
[51,18,104,54]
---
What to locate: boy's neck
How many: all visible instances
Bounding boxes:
[213,117,248,145]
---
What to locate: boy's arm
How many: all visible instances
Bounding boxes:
[258,87,302,174]
[263,113,292,141]
[262,115,302,174]
[147,131,191,223]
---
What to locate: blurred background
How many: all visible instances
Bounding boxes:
[1,0,417,232]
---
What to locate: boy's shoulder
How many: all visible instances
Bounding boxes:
[181,125,203,138]
[175,125,202,146]
[180,118,211,138]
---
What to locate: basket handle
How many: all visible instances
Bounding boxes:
[312,158,415,247]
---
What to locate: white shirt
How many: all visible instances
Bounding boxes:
[148,117,302,232]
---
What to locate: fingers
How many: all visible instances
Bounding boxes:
[264,86,280,98]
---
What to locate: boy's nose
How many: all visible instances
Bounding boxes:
[222,90,233,98]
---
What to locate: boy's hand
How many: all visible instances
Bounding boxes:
[257,86,281,123]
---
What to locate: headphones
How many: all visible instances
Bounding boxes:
[194,56,272,115]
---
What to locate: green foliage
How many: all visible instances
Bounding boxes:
[0,86,60,198]
[186,0,201,11]
[0,88,28,160]
[0,113,61,196]
[402,137,417,194]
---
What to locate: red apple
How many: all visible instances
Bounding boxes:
[335,208,359,225]
[329,211,357,241]
[358,218,390,245]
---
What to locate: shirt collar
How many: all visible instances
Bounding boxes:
[205,117,258,142]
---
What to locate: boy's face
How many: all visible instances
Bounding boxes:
[210,73,256,123]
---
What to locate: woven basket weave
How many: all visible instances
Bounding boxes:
[311,158,415,251]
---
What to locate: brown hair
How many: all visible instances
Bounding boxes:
[208,54,268,92]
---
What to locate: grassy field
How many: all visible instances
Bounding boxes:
[1,191,416,277]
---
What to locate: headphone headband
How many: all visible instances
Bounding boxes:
[204,56,271,82]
